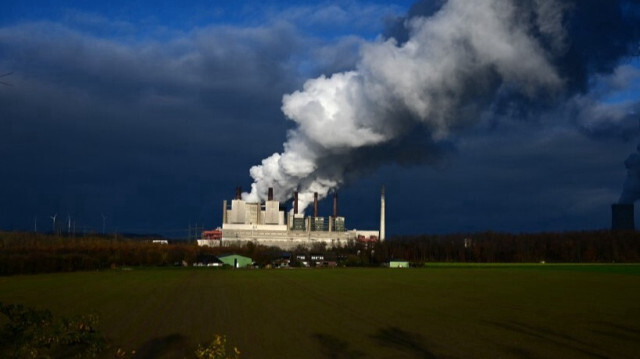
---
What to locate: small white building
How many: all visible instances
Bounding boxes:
[196,239,221,247]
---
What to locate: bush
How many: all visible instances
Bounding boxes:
[0,302,106,358]
[195,335,241,359]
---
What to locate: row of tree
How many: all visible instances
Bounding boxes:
[377,230,640,264]
[0,232,230,275]
[1,230,639,275]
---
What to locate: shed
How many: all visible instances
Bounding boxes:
[218,254,253,268]
[389,260,409,268]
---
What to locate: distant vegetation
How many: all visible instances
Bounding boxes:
[388,230,640,263]
[1,230,639,275]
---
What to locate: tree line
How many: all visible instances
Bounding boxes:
[1,229,639,275]
[375,230,640,264]
[0,232,233,275]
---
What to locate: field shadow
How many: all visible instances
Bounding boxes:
[488,320,607,359]
[504,346,537,359]
[369,326,437,359]
[313,333,364,359]
[590,321,640,343]
[135,333,190,359]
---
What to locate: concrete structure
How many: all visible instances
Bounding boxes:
[612,203,635,231]
[196,239,221,247]
[220,187,382,249]
[218,254,253,268]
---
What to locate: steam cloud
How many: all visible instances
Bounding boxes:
[245,0,640,211]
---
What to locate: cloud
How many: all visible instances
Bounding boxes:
[0,15,358,232]
[244,0,640,219]
[2,1,639,235]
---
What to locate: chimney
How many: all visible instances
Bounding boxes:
[294,191,299,214]
[333,191,338,218]
[380,185,386,241]
[612,203,634,231]
[235,186,242,200]
[313,192,318,217]
[222,200,228,224]
[268,187,274,201]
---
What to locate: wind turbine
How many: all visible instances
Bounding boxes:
[0,72,13,86]
[50,214,57,233]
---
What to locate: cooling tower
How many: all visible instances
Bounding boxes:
[612,203,634,231]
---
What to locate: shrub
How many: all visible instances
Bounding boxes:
[195,335,241,359]
[0,302,106,358]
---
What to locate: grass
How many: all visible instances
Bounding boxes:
[1,264,639,358]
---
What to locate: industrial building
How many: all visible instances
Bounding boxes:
[217,186,384,249]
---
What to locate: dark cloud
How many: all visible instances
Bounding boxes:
[1,1,640,237]
[0,18,360,234]
[362,124,629,234]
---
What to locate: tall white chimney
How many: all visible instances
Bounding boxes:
[380,185,386,241]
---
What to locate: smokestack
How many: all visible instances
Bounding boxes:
[235,186,242,200]
[222,200,228,224]
[314,192,318,217]
[333,191,338,218]
[268,187,274,201]
[612,203,634,231]
[380,186,386,241]
[294,191,298,214]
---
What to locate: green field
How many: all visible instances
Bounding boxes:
[1,264,640,358]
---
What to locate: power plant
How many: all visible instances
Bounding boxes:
[218,187,384,249]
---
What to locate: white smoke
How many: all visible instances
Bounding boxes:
[245,0,568,211]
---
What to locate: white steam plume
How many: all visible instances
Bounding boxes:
[245,0,567,210]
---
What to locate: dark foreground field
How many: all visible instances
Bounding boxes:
[1,264,640,358]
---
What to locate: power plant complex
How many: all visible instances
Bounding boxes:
[216,187,385,249]
[200,187,635,250]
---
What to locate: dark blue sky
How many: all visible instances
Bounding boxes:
[1,0,639,237]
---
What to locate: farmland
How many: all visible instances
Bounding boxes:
[1,264,640,358]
